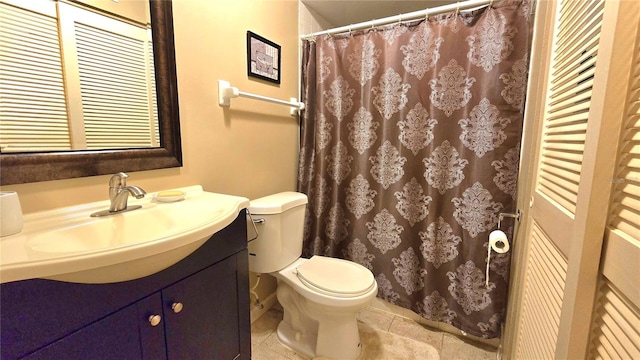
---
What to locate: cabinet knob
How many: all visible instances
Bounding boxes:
[172,302,184,313]
[148,314,162,326]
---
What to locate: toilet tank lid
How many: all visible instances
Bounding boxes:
[248,192,308,214]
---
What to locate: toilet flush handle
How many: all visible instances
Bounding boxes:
[246,210,264,242]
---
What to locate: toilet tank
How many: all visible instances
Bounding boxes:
[247,192,308,273]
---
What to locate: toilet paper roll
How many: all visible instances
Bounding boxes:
[486,230,510,287]
[489,230,510,253]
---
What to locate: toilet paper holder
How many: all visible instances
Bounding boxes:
[486,211,520,287]
[497,210,521,229]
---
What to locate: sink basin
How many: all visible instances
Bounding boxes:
[0,186,249,284]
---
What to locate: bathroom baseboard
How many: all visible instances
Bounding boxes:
[250,291,278,323]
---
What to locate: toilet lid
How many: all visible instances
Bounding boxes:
[296,256,375,296]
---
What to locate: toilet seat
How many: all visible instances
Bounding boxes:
[296,256,375,298]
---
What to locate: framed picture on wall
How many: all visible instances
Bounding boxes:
[247,31,281,84]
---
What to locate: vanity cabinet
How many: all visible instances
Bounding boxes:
[0,211,250,360]
[19,300,151,360]
[163,255,242,359]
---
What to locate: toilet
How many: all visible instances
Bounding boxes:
[248,192,378,360]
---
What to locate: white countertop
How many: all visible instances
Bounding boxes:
[0,185,249,284]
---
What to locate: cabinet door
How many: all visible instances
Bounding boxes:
[22,304,143,360]
[162,255,241,360]
[136,293,167,360]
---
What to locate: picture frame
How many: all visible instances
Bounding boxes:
[247,31,281,84]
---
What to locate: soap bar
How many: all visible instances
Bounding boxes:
[158,190,184,197]
[155,190,185,202]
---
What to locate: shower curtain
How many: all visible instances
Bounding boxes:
[298,0,532,338]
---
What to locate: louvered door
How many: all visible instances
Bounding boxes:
[514,0,606,357]
[587,10,640,358]
[509,0,640,359]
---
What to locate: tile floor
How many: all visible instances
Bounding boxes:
[251,302,498,360]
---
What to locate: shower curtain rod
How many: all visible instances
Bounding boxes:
[301,0,500,38]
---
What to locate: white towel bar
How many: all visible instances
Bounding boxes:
[218,80,305,115]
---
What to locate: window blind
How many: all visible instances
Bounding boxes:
[149,38,160,146]
[0,1,70,152]
[0,0,158,153]
[75,22,154,150]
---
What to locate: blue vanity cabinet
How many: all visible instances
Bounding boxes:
[20,293,165,360]
[0,210,251,360]
[162,255,243,359]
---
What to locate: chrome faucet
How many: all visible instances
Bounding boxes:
[108,172,146,212]
[91,172,147,217]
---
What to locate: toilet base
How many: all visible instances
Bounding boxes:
[276,312,364,360]
[275,281,364,360]
[276,320,316,359]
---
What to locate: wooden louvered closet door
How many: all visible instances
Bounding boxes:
[587,4,640,358]
[507,0,640,359]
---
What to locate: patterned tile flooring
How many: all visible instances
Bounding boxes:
[251,300,498,360]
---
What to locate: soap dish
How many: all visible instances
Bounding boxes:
[154,190,186,203]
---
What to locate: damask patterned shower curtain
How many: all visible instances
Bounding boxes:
[298,0,532,338]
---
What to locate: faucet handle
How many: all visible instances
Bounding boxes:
[109,172,129,188]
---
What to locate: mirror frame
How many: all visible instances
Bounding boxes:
[0,0,182,185]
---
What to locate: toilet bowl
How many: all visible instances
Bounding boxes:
[248,192,378,360]
[274,256,377,359]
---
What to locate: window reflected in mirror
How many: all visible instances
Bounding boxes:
[0,0,160,153]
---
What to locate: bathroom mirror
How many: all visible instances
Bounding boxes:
[0,0,181,185]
